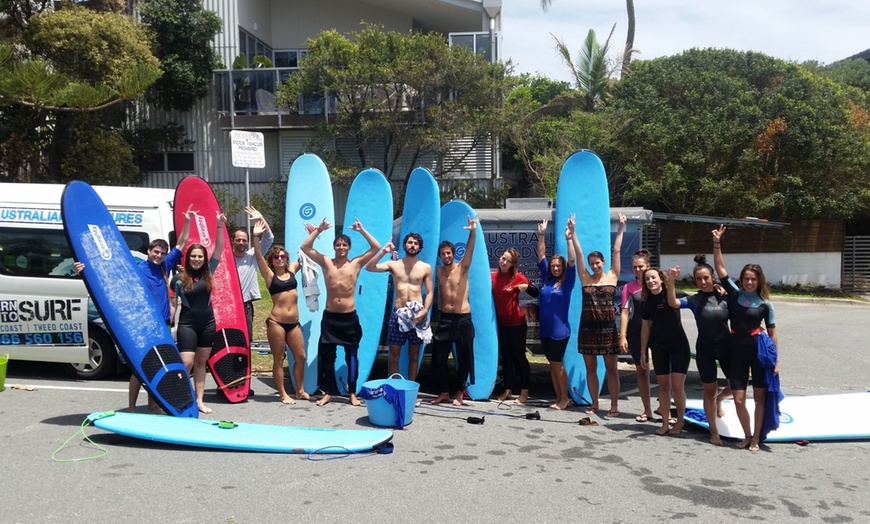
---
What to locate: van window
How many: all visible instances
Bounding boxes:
[0,227,150,278]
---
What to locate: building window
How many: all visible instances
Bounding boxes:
[238,28,273,66]
[139,152,195,172]
[449,32,498,62]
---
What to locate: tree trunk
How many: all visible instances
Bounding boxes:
[621,0,636,77]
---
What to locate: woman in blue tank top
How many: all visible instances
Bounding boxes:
[536,219,576,410]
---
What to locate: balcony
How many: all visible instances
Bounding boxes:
[213,68,326,130]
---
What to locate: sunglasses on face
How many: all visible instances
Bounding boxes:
[272,254,288,260]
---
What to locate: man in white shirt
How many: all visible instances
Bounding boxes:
[233,206,274,346]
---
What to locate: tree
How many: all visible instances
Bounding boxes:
[277,25,513,197]
[552,25,621,112]
[541,0,636,76]
[610,48,870,221]
[139,0,223,112]
[0,2,162,182]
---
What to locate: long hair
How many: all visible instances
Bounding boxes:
[265,245,288,273]
[640,267,667,301]
[548,254,567,288]
[180,244,212,292]
[504,247,519,281]
[740,263,770,300]
[632,249,651,267]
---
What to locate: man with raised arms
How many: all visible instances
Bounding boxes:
[366,232,434,384]
[232,206,274,348]
[431,215,479,406]
[301,217,381,407]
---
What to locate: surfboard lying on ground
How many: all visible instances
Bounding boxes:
[174,176,251,403]
[439,200,497,400]
[286,154,335,395]
[554,150,609,406]
[396,167,440,378]
[337,168,393,394]
[87,411,393,453]
[61,181,196,418]
[684,392,870,442]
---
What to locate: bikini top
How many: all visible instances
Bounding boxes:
[268,272,297,296]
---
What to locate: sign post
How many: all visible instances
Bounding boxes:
[229,130,265,237]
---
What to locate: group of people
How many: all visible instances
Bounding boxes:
[493,217,778,451]
[82,204,482,413]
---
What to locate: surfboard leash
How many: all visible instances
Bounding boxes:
[51,414,111,462]
[306,442,394,461]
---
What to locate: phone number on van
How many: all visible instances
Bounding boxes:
[1,332,85,345]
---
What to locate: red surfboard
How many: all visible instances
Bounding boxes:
[174,176,251,402]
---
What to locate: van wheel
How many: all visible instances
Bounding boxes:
[63,327,118,380]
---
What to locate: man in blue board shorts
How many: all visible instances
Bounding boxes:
[232,206,274,347]
[301,217,381,407]
[366,232,434,385]
[431,216,478,406]
[75,206,193,413]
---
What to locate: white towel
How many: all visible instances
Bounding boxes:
[297,249,321,312]
[395,300,432,345]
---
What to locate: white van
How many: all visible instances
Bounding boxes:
[0,183,176,379]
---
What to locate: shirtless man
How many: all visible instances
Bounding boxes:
[301,217,381,407]
[366,232,434,383]
[431,216,478,406]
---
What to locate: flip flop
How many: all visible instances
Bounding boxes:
[635,414,650,423]
[578,417,599,426]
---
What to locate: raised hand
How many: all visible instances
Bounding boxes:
[465,215,479,230]
[244,205,262,222]
[216,212,227,226]
[537,219,548,235]
[317,217,332,232]
[618,212,627,227]
[253,219,267,237]
[183,204,196,221]
[712,224,726,242]
[350,218,363,232]
[668,266,681,281]
[567,213,576,233]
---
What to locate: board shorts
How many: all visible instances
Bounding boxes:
[387,310,425,346]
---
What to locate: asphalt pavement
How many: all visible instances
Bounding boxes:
[2,298,870,523]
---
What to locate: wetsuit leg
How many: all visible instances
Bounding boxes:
[497,325,515,392]
[344,345,360,394]
[318,341,339,395]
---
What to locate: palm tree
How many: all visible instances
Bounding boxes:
[541,0,635,77]
[553,25,620,112]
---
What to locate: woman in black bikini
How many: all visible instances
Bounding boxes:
[253,219,308,404]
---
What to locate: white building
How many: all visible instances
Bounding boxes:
[139,0,504,215]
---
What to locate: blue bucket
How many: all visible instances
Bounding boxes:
[360,373,420,429]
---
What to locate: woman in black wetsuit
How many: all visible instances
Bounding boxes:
[712,225,778,452]
[253,219,308,404]
[678,255,733,446]
[639,266,691,436]
[175,212,226,414]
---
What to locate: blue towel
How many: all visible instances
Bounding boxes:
[757,332,784,442]
[360,383,407,429]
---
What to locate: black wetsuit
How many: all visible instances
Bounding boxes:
[641,291,691,376]
[431,312,475,395]
[683,291,731,384]
[175,260,219,350]
[721,276,775,390]
[318,310,363,396]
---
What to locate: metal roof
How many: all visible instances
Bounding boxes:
[653,212,789,228]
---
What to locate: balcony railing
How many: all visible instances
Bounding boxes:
[213,68,325,116]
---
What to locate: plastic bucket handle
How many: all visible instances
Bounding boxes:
[388,373,406,380]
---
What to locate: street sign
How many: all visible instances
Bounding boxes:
[229,130,265,168]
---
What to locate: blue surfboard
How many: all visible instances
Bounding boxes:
[554,151,609,406]
[87,411,393,453]
[61,181,196,418]
[285,154,335,395]
[439,200,498,400]
[336,168,393,394]
[396,168,440,378]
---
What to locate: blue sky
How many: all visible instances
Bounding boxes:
[501,0,870,84]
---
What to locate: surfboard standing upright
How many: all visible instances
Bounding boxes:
[439,200,498,400]
[396,167,440,378]
[174,176,251,403]
[286,154,335,395]
[554,151,610,406]
[61,181,197,418]
[336,168,392,393]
